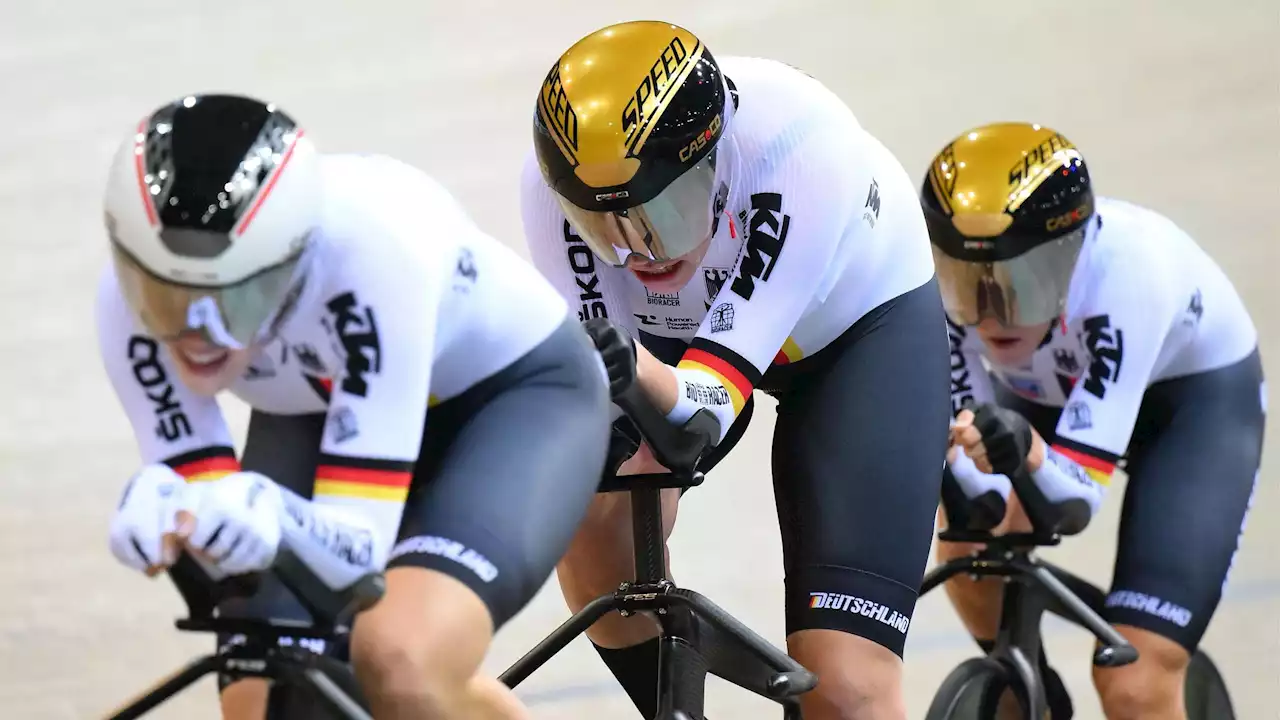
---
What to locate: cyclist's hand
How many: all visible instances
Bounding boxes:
[583,317,638,398]
[951,403,1046,476]
[174,472,284,576]
[109,464,190,577]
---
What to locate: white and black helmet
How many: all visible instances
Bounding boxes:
[104,93,321,348]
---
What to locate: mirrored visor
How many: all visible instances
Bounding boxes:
[111,241,311,349]
[557,157,717,268]
[931,228,1085,327]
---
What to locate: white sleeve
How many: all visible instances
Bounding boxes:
[94,268,239,478]
[306,236,445,567]
[947,316,995,416]
[1051,253,1182,486]
[667,128,869,439]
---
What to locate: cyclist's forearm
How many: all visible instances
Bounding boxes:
[277,486,394,589]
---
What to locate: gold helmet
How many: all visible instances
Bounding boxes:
[533,21,733,267]
[921,122,1094,327]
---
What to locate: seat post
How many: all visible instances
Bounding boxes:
[630,480,668,584]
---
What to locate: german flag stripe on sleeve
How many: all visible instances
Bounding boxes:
[773,337,803,366]
[315,454,414,503]
[1051,438,1119,486]
[677,339,761,415]
[164,446,240,483]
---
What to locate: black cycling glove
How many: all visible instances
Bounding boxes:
[972,403,1035,476]
[582,317,638,399]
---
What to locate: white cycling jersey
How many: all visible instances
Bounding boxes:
[96,153,569,582]
[949,197,1257,495]
[522,56,936,438]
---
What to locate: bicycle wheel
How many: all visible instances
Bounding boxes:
[925,657,1031,720]
[1184,650,1235,720]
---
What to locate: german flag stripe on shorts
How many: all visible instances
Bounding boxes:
[676,338,762,416]
[1051,437,1120,486]
[164,446,240,482]
[315,454,414,502]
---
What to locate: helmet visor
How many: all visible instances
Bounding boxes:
[931,227,1085,327]
[556,156,716,268]
[110,241,311,349]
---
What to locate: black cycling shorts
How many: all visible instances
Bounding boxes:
[994,349,1265,652]
[216,317,610,688]
[632,276,952,657]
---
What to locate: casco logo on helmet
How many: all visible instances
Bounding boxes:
[622,36,693,149]
[1045,199,1093,233]
[679,113,723,163]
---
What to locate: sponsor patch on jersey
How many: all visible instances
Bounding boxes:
[1064,401,1093,431]
[947,317,975,414]
[452,247,477,292]
[1082,314,1124,399]
[329,406,360,444]
[862,178,880,227]
[323,291,382,398]
[730,192,790,301]
[645,288,681,306]
[665,317,699,333]
[563,220,607,320]
[127,336,192,442]
[709,303,734,333]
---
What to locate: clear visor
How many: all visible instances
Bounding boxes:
[111,241,312,349]
[932,228,1085,327]
[557,157,716,268]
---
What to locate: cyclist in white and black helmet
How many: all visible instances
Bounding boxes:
[927,122,1263,719]
[98,93,611,719]
[521,20,953,720]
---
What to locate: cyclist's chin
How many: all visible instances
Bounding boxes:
[169,344,253,396]
[978,320,1051,367]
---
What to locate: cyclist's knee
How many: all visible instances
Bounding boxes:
[219,679,268,720]
[787,630,905,720]
[557,487,680,610]
[351,567,494,714]
[1092,626,1189,719]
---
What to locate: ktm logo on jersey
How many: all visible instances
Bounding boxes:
[1082,314,1124,399]
[731,193,790,301]
[323,292,382,398]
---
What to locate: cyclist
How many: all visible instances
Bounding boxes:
[97,93,611,720]
[521,20,952,720]
[926,121,1264,719]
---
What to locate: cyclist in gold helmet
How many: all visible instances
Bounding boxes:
[523,20,954,720]
[926,122,1263,719]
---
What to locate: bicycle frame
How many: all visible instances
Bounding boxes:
[921,530,1138,717]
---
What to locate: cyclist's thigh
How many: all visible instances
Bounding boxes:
[386,318,612,629]
[772,276,951,657]
[1106,349,1265,652]
[218,411,345,687]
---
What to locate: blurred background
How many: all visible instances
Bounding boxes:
[1,1,1275,717]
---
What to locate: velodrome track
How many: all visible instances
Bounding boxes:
[1,1,1274,717]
